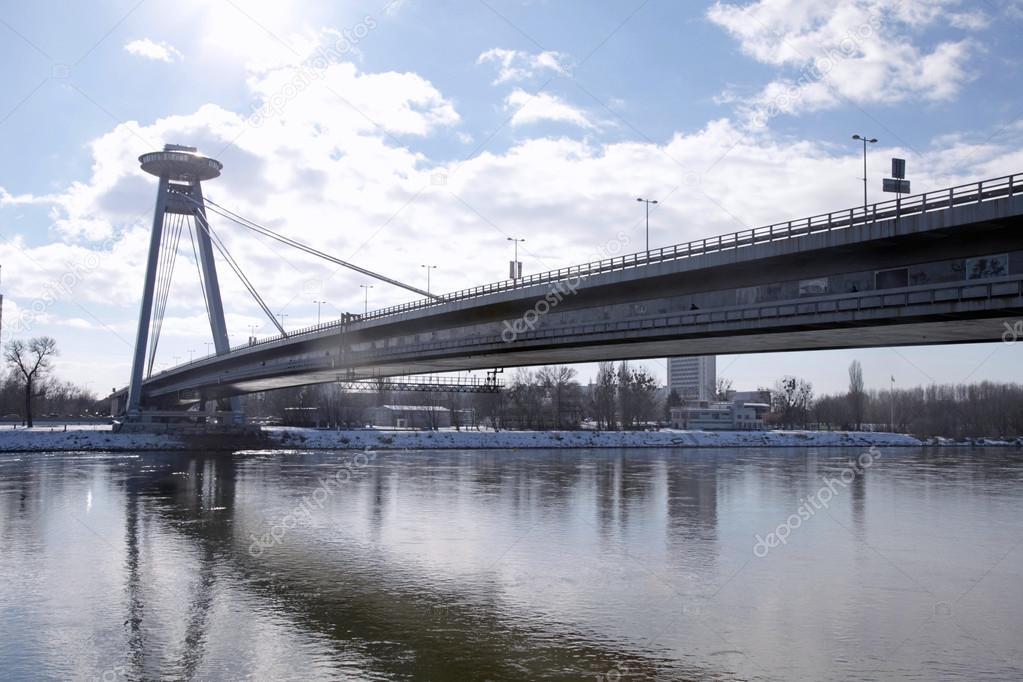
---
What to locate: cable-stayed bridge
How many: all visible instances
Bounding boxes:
[112,145,1023,423]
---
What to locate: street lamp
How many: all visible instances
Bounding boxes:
[313,299,327,325]
[507,237,525,280]
[851,134,878,213]
[187,349,195,363]
[636,197,658,253]
[420,265,437,295]
[277,312,289,329]
[204,341,213,355]
[360,284,374,315]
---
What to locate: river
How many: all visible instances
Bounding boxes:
[0,446,1020,681]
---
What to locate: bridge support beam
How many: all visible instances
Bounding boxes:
[191,180,241,418]
[125,176,168,417]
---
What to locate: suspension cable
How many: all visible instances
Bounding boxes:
[200,196,440,301]
[186,217,212,329]
[147,211,185,375]
[192,207,287,337]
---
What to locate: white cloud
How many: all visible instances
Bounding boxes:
[505,89,594,129]
[707,0,981,121]
[477,48,569,84]
[123,38,183,63]
[948,10,990,30]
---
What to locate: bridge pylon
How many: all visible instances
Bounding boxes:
[123,144,240,424]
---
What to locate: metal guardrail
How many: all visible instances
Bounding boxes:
[152,171,1021,377]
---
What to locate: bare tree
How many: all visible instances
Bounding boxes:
[715,377,734,401]
[592,362,617,430]
[771,375,814,428]
[538,365,578,429]
[4,337,58,427]
[848,360,865,430]
[617,362,659,430]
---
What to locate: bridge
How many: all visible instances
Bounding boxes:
[112,145,1023,419]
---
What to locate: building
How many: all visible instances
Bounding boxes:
[669,395,770,431]
[365,405,451,429]
[282,406,324,427]
[667,356,716,400]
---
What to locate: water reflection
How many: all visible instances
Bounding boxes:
[0,447,1021,680]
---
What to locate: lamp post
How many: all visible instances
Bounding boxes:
[313,299,327,325]
[890,374,895,433]
[277,312,288,329]
[187,349,195,363]
[636,197,658,253]
[204,341,213,355]
[420,265,437,294]
[851,134,877,213]
[506,237,525,280]
[360,284,373,315]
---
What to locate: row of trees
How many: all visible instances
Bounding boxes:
[475,362,660,430]
[768,360,1023,438]
[815,380,1023,438]
[2,337,98,426]
[6,334,1020,438]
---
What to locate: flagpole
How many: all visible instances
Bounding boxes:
[890,375,895,432]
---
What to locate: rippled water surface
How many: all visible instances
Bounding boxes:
[1,446,1021,681]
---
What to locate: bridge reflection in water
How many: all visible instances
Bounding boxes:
[1,448,1022,680]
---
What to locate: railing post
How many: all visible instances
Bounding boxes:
[949,187,953,209]
[978,181,983,204]
[1010,175,1015,196]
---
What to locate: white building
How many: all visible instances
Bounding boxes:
[669,397,769,431]
[667,356,716,400]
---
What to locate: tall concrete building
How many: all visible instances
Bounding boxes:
[667,356,716,400]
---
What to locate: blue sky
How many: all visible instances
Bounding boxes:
[1,0,1022,395]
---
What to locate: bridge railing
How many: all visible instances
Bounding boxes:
[228,172,1021,354]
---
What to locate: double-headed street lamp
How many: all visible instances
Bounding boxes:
[507,237,525,280]
[851,134,878,213]
[420,264,437,294]
[313,299,328,325]
[360,284,374,315]
[636,197,658,253]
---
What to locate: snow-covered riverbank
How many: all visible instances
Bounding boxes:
[2,424,1019,453]
[264,427,928,450]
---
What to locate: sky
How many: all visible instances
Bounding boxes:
[1,0,1022,397]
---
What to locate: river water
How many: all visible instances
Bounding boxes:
[0,446,1020,681]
